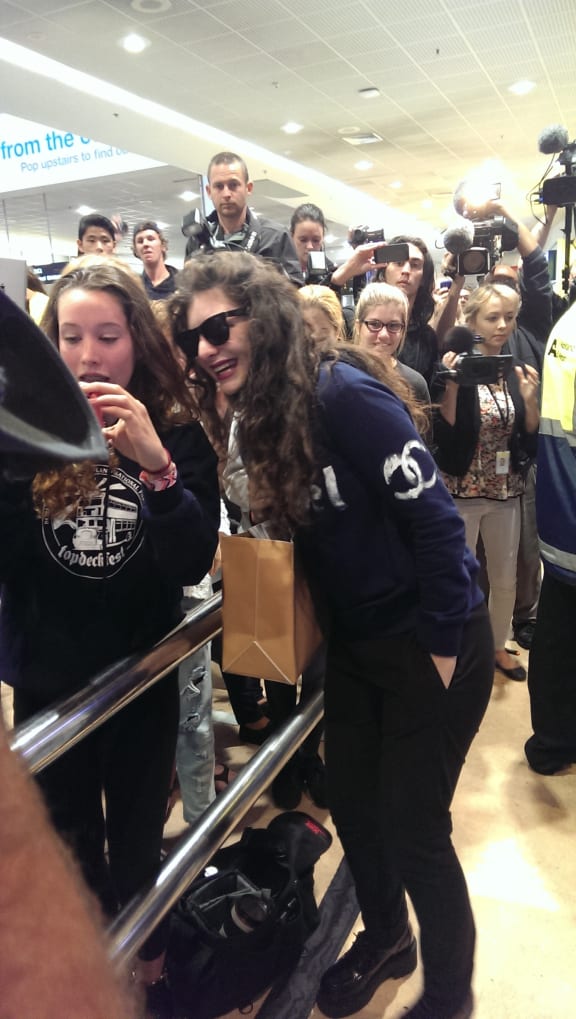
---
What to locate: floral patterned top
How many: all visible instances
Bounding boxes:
[442,381,525,500]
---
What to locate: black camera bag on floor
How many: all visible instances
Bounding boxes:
[166,811,332,1019]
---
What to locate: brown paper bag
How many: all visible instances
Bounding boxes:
[221,533,322,684]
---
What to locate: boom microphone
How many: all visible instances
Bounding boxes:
[538,124,570,154]
[443,219,475,255]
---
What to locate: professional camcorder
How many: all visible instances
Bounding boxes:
[443,181,519,275]
[537,124,576,206]
[435,327,514,387]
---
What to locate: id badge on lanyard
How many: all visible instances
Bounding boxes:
[495,450,510,475]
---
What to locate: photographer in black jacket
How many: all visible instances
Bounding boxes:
[183,152,303,286]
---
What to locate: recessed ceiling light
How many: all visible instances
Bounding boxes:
[155,220,169,230]
[120,33,150,54]
[131,0,171,12]
[508,79,536,96]
[281,122,303,134]
[342,132,383,146]
[76,205,95,215]
[355,160,373,171]
[358,87,380,99]
[390,180,403,189]
[178,191,199,201]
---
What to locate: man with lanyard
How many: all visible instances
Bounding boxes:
[183,151,303,285]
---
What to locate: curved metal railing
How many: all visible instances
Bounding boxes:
[10,593,223,772]
[7,594,324,967]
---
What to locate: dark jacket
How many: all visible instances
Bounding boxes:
[431,361,538,478]
[398,321,439,385]
[506,246,553,371]
[0,422,220,697]
[296,360,483,658]
[186,208,303,286]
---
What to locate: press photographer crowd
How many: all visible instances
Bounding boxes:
[1,122,576,1019]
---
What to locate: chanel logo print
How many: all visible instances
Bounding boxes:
[382,440,437,500]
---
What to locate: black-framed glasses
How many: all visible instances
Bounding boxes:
[175,307,248,361]
[361,318,405,335]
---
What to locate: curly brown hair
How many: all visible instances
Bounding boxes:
[169,251,428,531]
[34,257,198,518]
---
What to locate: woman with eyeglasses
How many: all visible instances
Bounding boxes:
[170,250,493,1019]
[354,282,430,404]
[0,258,220,1013]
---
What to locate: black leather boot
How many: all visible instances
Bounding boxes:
[316,925,417,1018]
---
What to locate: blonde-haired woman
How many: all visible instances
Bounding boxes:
[433,283,540,681]
[298,284,347,346]
[354,282,430,403]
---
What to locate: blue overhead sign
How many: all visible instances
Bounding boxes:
[0,114,165,192]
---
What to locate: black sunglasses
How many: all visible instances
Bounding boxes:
[176,307,248,361]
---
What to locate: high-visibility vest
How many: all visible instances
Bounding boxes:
[537,300,576,582]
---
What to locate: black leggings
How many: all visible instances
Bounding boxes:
[13,673,179,960]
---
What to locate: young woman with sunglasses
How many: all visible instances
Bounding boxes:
[0,258,220,1012]
[170,250,493,1019]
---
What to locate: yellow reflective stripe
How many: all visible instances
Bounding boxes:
[541,312,576,435]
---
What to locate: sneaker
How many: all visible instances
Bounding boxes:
[271,759,303,810]
[403,990,474,1019]
[316,926,417,1018]
[301,753,328,809]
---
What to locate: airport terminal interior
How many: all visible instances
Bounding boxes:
[1,0,576,1017]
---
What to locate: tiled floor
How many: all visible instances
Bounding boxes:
[4,637,576,1018]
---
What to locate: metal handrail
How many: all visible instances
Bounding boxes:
[9,593,223,772]
[108,690,324,968]
[7,589,325,970]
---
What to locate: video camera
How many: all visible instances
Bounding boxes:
[347,227,410,267]
[348,226,385,248]
[537,124,576,207]
[444,182,519,275]
[435,327,514,387]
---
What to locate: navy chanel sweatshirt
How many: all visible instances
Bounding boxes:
[298,360,483,658]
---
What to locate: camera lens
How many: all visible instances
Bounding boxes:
[222,893,269,936]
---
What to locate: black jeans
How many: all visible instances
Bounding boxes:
[13,672,179,960]
[324,603,493,1008]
